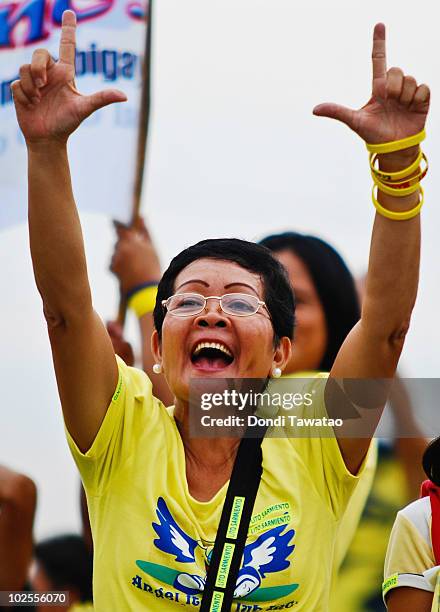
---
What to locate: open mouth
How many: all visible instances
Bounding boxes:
[191,342,234,371]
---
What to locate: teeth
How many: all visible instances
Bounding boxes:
[193,342,233,358]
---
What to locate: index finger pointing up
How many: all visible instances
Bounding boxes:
[59,10,77,66]
[372,23,386,96]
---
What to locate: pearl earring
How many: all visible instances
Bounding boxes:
[272,367,282,379]
[153,363,162,375]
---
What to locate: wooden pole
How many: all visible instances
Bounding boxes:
[117,0,153,325]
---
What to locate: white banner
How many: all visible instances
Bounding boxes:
[0,0,149,229]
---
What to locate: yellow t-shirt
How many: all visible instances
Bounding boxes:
[66,357,372,611]
[383,496,439,611]
[281,372,378,575]
[332,438,378,572]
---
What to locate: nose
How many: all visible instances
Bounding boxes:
[194,298,228,328]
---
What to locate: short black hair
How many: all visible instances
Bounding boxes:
[423,437,440,486]
[154,238,295,345]
[259,231,360,371]
[34,534,93,602]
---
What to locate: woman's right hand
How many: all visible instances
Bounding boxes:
[12,10,126,145]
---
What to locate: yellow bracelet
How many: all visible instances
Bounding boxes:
[372,171,422,197]
[372,185,424,221]
[370,150,424,182]
[380,164,428,189]
[366,129,426,154]
[128,285,158,318]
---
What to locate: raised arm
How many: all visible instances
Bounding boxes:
[12,11,127,451]
[314,24,429,472]
[110,218,174,405]
[0,466,36,590]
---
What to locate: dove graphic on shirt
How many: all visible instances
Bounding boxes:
[152,497,199,564]
[234,525,294,598]
[151,497,295,598]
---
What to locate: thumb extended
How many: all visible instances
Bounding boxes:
[313,103,356,129]
[79,89,127,120]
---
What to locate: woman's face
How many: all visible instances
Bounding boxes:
[274,250,328,374]
[152,258,291,401]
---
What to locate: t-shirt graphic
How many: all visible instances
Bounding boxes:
[135,497,298,602]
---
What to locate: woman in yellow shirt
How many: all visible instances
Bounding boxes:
[12,11,429,610]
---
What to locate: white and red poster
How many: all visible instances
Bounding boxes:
[0,0,149,228]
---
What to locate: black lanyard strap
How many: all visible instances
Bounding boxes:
[200,428,266,612]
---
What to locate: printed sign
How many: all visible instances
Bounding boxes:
[0,0,149,228]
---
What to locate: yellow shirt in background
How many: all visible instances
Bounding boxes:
[383,496,439,611]
[66,357,372,611]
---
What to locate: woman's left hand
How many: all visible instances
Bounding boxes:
[313,23,430,145]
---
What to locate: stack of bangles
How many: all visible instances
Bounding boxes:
[127,282,159,318]
[366,128,428,221]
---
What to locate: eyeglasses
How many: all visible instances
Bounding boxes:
[162,293,267,317]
